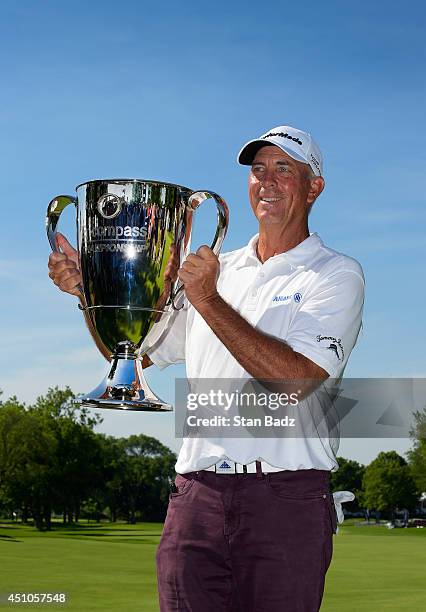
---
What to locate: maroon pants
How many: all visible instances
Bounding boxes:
[156,467,337,612]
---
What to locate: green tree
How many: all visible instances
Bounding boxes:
[330,456,365,511]
[360,451,419,513]
[32,387,104,524]
[1,388,177,527]
[103,434,176,522]
[0,388,105,529]
[407,406,426,493]
[0,395,57,529]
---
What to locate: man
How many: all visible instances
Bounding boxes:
[48,125,364,611]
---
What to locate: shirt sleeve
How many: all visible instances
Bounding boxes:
[285,267,365,377]
[146,305,188,369]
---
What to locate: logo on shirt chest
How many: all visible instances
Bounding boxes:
[272,292,303,303]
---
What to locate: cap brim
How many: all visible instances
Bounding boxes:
[237,138,308,166]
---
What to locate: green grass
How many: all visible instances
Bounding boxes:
[1,521,425,611]
[0,521,162,611]
[322,522,426,611]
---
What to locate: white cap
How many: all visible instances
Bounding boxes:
[237,125,323,176]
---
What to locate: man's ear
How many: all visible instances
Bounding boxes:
[307,177,325,205]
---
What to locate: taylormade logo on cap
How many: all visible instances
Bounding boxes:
[237,125,323,176]
[262,131,303,146]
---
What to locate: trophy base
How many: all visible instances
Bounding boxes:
[76,397,172,411]
[74,342,172,412]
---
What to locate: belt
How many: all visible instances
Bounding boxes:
[204,459,278,475]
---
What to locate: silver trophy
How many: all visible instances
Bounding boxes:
[46,179,229,411]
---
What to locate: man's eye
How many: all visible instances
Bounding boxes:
[278,166,291,173]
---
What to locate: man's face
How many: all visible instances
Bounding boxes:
[248,145,322,228]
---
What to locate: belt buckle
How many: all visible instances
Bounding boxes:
[215,459,236,474]
[213,460,259,474]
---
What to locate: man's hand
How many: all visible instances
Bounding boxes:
[178,245,220,310]
[48,233,82,298]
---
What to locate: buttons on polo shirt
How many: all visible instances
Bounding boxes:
[246,283,263,309]
[244,267,271,310]
[247,290,259,306]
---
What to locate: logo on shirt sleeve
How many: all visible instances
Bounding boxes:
[316,335,345,361]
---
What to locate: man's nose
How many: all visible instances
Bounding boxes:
[260,169,277,187]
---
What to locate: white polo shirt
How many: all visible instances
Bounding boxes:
[148,233,365,474]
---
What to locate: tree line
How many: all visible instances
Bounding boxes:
[0,388,425,530]
[0,388,176,530]
[332,407,425,517]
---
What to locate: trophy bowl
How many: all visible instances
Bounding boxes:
[46,179,229,411]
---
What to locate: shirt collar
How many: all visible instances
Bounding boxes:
[235,232,323,270]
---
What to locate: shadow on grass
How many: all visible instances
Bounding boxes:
[61,532,161,538]
[51,524,162,531]
[0,534,20,542]
[0,521,164,541]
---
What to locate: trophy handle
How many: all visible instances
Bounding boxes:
[46,194,85,298]
[170,190,229,310]
[46,195,112,362]
[46,194,77,249]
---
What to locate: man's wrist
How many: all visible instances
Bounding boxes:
[192,291,223,317]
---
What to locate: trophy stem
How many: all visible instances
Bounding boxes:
[75,341,172,411]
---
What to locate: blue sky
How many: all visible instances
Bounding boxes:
[1,0,425,464]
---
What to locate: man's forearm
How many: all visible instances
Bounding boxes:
[196,294,327,382]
